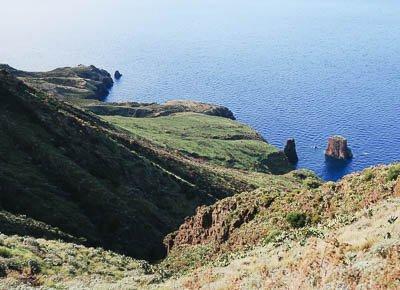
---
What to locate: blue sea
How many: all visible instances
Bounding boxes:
[1,0,399,180]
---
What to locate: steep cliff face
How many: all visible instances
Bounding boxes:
[325,135,353,160]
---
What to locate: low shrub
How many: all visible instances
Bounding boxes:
[305,179,321,189]
[387,165,400,181]
[262,230,282,245]
[28,259,41,275]
[286,212,308,228]
[0,247,12,258]
[363,170,375,181]
[0,262,7,277]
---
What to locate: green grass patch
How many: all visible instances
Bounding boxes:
[103,113,289,173]
[0,247,12,258]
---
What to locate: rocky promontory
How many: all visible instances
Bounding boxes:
[86,99,236,120]
[0,64,113,101]
[325,135,353,160]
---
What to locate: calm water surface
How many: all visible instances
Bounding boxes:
[1,0,399,180]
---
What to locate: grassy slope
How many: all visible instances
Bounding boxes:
[0,234,151,289]
[104,113,292,174]
[0,210,80,244]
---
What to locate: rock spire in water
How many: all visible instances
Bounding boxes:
[284,138,299,164]
[114,70,122,79]
[325,135,353,160]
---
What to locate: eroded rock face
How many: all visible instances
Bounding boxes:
[165,197,262,252]
[284,138,299,164]
[114,70,122,79]
[325,136,353,160]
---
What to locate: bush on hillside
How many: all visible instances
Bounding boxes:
[387,165,400,181]
[286,212,308,228]
[363,170,375,181]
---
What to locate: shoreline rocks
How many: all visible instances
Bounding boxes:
[284,138,299,164]
[325,135,353,160]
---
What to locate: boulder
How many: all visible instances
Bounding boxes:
[284,138,299,164]
[325,135,353,160]
[114,70,122,79]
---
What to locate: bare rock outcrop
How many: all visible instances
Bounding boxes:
[325,135,353,160]
[164,193,276,252]
[164,192,275,252]
[284,138,299,164]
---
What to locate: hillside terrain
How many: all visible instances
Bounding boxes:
[0,164,398,289]
[0,65,398,289]
[162,192,400,289]
[0,69,206,260]
[0,65,293,257]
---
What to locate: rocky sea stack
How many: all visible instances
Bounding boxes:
[284,138,299,164]
[325,135,353,160]
[114,70,122,79]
